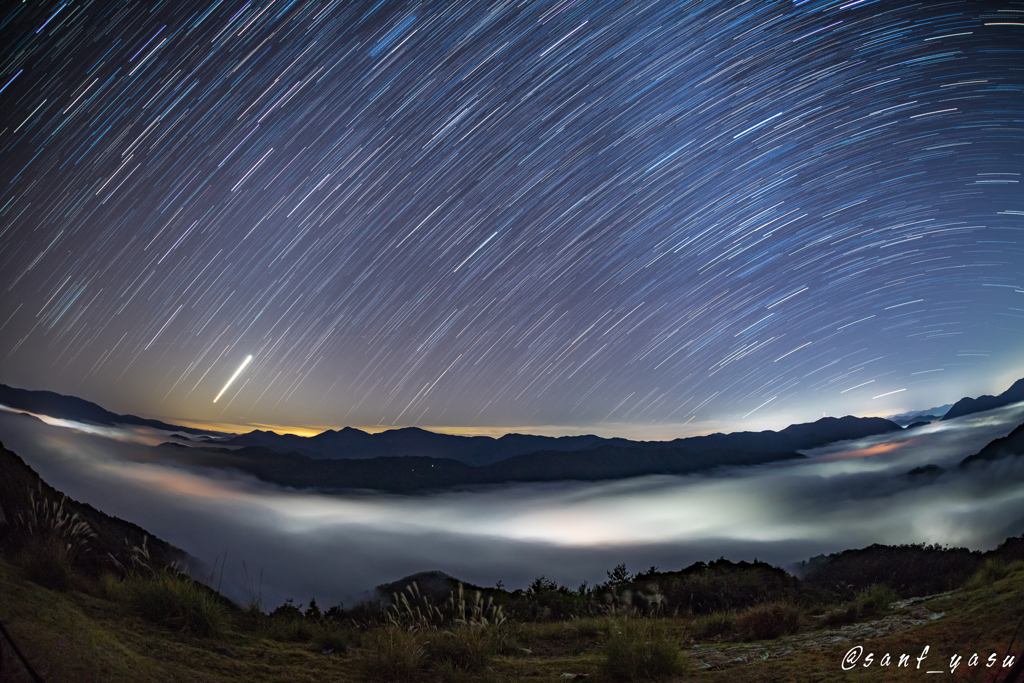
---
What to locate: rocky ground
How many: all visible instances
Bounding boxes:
[690,594,950,671]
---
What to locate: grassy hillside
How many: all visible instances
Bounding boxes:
[2,556,1023,682]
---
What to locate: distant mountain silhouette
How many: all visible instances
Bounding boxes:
[887,405,951,427]
[906,464,945,478]
[223,427,621,466]
[223,415,903,467]
[960,420,1024,468]
[163,415,903,493]
[0,383,219,436]
[943,377,1024,421]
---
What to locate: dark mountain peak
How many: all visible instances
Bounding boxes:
[907,464,945,477]
[960,420,1024,468]
[375,570,484,601]
[943,377,1024,421]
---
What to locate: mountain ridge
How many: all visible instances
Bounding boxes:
[219,415,904,467]
[0,383,220,436]
[158,415,905,493]
[943,377,1024,422]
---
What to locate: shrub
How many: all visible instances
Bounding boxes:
[601,619,683,682]
[736,601,801,641]
[121,570,228,637]
[691,611,735,641]
[359,625,428,682]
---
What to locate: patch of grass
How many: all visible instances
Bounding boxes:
[492,620,529,656]
[265,615,315,642]
[118,569,228,638]
[17,536,76,592]
[570,616,609,637]
[966,559,1024,590]
[314,624,350,653]
[601,618,684,682]
[359,625,428,682]
[823,584,898,627]
[736,601,801,641]
[691,610,735,641]
[427,625,497,674]
[854,583,899,617]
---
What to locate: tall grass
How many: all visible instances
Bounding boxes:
[430,626,496,671]
[17,536,76,591]
[386,581,506,629]
[103,536,228,637]
[966,559,1024,590]
[736,601,801,640]
[120,569,228,637]
[12,484,96,591]
[824,584,898,627]
[601,618,683,682]
[691,611,735,641]
[359,625,428,682]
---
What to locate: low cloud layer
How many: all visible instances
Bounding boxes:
[1,404,1023,608]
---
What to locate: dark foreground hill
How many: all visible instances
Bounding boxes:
[0,434,188,572]
[943,376,1024,421]
[164,415,904,492]
[0,382,220,436]
[961,419,1024,468]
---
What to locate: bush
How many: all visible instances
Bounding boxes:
[359,625,428,682]
[736,601,801,641]
[602,619,683,682]
[691,611,735,641]
[121,570,228,637]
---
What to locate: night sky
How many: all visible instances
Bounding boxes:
[1,0,1022,437]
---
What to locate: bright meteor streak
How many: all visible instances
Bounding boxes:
[213,355,253,403]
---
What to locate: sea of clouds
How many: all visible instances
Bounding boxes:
[1,402,1023,608]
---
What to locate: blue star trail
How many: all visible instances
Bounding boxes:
[0,0,1021,434]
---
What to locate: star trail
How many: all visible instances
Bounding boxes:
[0,0,1021,435]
